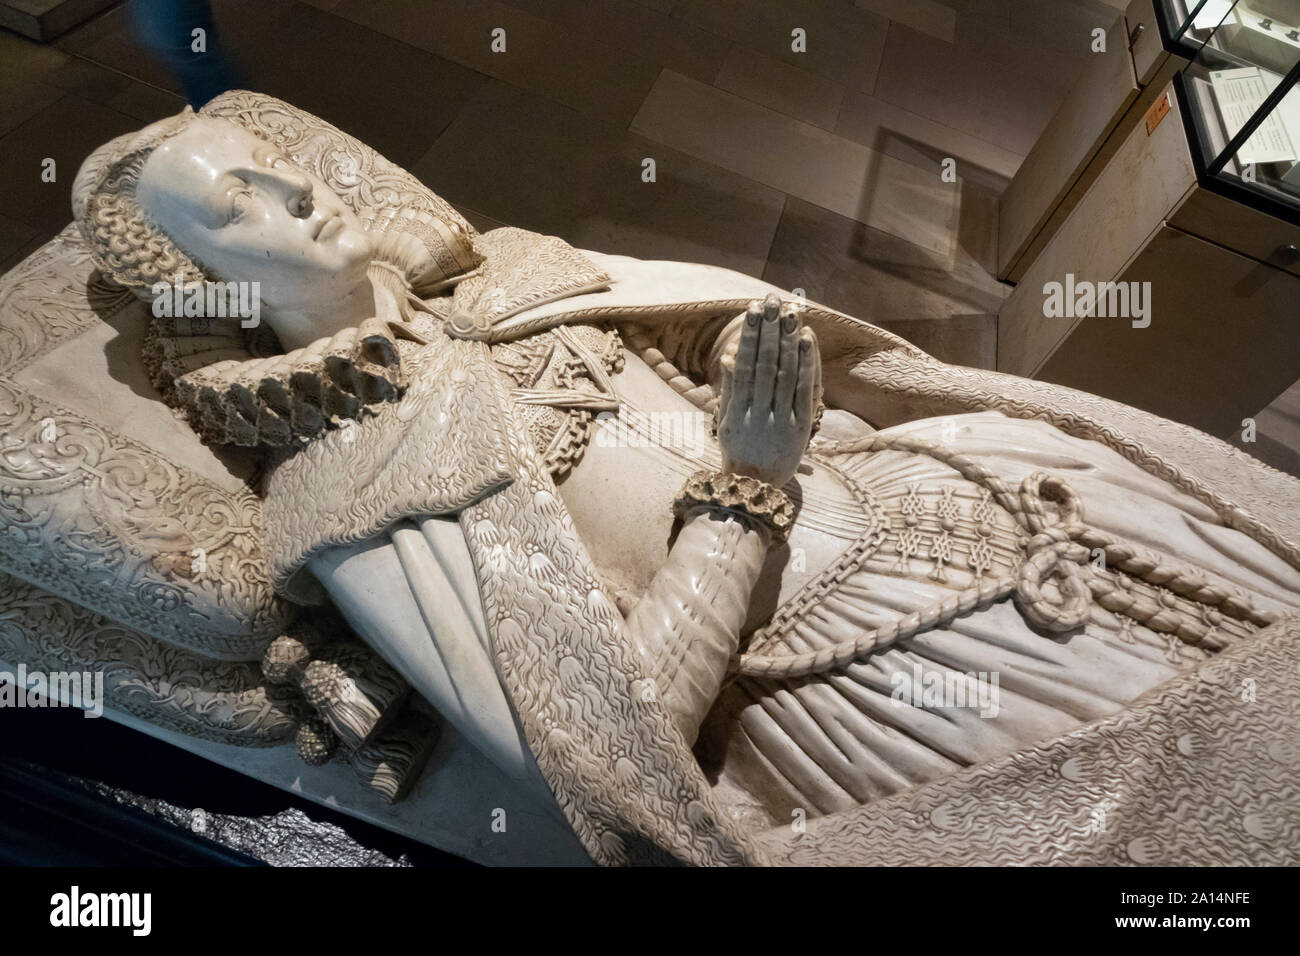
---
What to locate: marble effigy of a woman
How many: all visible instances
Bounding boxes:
[43,91,1300,864]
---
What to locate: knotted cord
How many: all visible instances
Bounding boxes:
[732,433,1275,679]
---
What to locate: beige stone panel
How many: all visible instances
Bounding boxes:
[1036,226,1300,440]
[1171,185,1300,280]
[715,46,845,130]
[997,13,1138,280]
[854,0,956,43]
[1127,0,1173,86]
[997,82,1195,377]
[1006,54,1187,284]
[633,70,960,259]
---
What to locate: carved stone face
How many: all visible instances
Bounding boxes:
[136,116,373,323]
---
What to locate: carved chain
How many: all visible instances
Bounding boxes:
[731,432,1276,680]
[491,324,625,480]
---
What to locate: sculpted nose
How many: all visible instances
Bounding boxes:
[265,167,314,218]
[285,176,313,219]
[287,189,312,218]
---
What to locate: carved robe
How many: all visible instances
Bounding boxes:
[250,232,1300,865]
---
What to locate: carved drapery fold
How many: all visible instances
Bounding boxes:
[758,613,1300,866]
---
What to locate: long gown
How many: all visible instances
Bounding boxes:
[306,335,1300,825]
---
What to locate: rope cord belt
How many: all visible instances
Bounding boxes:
[732,433,1275,680]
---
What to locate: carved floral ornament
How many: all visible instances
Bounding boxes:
[0,230,290,660]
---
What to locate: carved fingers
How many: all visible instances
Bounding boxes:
[752,295,783,411]
[716,293,821,488]
[794,324,820,433]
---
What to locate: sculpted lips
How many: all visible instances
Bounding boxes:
[313,211,343,241]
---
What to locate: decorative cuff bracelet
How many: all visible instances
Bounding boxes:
[673,469,796,543]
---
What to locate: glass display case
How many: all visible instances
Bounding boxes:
[1157,0,1250,50]
[999,0,1300,432]
[1171,0,1300,220]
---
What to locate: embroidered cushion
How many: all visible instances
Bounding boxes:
[0,229,291,660]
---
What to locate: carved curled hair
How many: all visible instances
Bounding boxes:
[72,108,209,294]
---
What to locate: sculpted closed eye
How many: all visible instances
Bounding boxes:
[255,146,293,170]
[228,187,254,223]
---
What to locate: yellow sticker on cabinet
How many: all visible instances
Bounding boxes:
[1145,92,1171,135]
